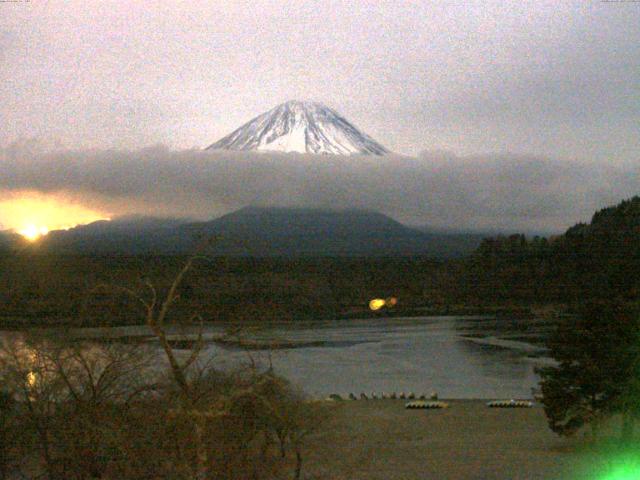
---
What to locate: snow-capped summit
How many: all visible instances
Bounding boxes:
[206,100,389,155]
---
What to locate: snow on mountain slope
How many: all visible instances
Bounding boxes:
[206,100,389,155]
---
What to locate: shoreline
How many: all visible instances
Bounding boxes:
[0,303,562,330]
[304,399,612,480]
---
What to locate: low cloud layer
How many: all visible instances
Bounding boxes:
[1,143,638,234]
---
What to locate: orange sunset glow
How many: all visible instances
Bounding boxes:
[0,193,109,241]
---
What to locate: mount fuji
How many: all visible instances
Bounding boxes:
[206,100,389,155]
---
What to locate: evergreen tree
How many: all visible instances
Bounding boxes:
[536,301,640,438]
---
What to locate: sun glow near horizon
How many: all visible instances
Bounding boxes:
[18,225,50,242]
[0,193,110,241]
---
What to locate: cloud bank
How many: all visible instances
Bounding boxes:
[1,144,638,233]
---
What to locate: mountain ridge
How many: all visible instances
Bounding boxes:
[10,207,484,258]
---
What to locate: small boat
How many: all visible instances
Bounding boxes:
[405,400,449,409]
[486,399,533,408]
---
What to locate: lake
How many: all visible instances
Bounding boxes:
[194,315,553,399]
[6,315,554,399]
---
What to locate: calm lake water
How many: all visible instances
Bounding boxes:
[195,315,552,399]
[5,316,554,399]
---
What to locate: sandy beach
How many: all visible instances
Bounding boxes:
[303,400,615,480]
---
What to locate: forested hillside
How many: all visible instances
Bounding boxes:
[3,197,640,327]
[454,196,640,305]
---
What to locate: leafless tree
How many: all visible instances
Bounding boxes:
[17,249,335,480]
[0,390,15,480]
[0,331,157,479]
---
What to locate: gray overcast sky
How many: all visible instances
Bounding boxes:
[1,0,638,160]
